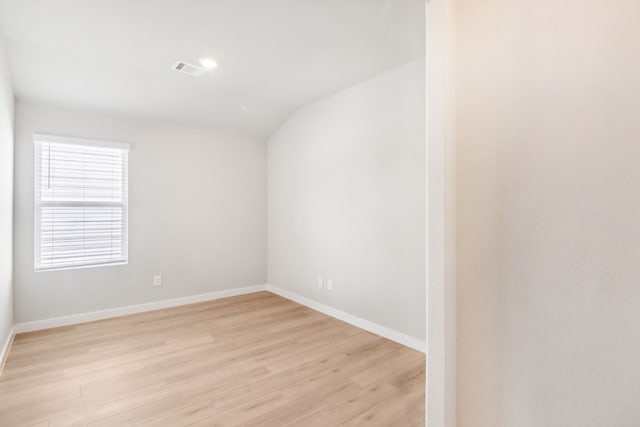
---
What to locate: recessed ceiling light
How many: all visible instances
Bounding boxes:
[199,58,218,69]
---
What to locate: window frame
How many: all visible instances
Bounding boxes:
[33,133,130,272]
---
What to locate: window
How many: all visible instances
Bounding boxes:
[34,134,129,271]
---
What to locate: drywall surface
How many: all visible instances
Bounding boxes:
[13,101,267,323]
[268,59,426,340]
[455,1,640,426]
[426,0,457,425]
[0,36,14,348]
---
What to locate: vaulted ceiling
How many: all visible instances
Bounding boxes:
[0,0,425,137]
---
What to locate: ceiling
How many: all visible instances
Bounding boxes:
[0,0,425,137]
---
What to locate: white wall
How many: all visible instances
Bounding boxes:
[0,35,14,350]
[13,101,266,323]
[455,1,640,426]
[268,59,426,341]
[426,0,457,425]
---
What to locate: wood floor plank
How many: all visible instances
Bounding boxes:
[0,291,425,426]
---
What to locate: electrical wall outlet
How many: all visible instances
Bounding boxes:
[317,277,323,288]
[153,274,162,287]
[327,279,333,291]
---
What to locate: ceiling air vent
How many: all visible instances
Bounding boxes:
[172,61,207,77]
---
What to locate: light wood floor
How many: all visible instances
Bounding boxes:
[0,292,425,426]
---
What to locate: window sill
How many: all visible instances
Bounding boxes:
[35,261,128,273]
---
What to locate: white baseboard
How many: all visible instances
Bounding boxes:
[265,284,426,353]
[13,285,268,334]
[11,283,425,354]
[0,327,15,376]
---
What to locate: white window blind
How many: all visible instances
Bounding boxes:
[34,134,129,271]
